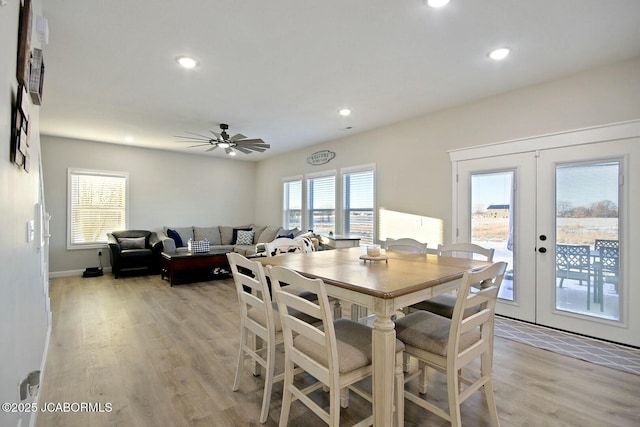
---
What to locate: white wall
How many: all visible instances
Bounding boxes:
[41,137,257,274]
[254,57,640,244]
[0,1,50,426]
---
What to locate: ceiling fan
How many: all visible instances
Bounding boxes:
[175,123,270,156]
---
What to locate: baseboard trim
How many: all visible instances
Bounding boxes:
[49,267,112,279]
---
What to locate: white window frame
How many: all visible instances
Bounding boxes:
[67,168,129,250]
[341,164,376,245]
[282,175,303,230]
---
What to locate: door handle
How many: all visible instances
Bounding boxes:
[539,247,547,253]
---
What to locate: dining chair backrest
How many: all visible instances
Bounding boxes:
[595,239,619,250]
[226,252,279,424]
[450,261,507,352]
[437,242,495,262]
[269,265,337,383]
[385,237,428,254]
[556,244,591,287]
[556,244,590,271]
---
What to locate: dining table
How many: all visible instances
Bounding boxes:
[257,246,489,427]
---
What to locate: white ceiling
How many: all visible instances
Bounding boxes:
[39,0,640,160]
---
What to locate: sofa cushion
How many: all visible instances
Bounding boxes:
[194,226,222,245]
[256,226,281,244]
[251,225,267,244]
[120,248,153,258]
[233,245,258,256]
[220,226,245,245]
[119,236,146,249]
[236,230,255,245]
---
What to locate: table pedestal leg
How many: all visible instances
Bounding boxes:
[372,313,398,427]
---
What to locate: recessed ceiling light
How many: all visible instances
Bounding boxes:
[427,0,450,8]
[176,56,199,69]
[488,48,510,60]
[339,108,351,117]
[124,136,135,143]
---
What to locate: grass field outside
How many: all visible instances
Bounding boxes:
[472,217,618,245]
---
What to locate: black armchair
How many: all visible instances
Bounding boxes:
[107,230,162,278]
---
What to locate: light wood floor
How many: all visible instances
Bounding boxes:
[37,274,640,427]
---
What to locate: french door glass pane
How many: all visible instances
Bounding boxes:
[471,171,515,301]
[555,161,620,321]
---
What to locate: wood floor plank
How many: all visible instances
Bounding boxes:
[36,274,640,427]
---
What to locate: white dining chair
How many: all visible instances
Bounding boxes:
[411,243,495,318]
[269,265,406,427]
[396,261,507,427]
[227,252,284,424]
[265,237,304,257]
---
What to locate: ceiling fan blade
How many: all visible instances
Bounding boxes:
[176,139,211,145]
[229,133,247,142]
[245,146,267,152]
[234,146,252,154]
[236,138,264,144]
[205,145,219,152]
[183,131,215,140]
[239,143,271,149]
[224,147,234,155]
[175,135,211,141]
[187,143,211,148]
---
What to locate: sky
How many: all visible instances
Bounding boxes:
[471,161,619,211]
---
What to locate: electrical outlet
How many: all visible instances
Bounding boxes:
[97,249,103,256]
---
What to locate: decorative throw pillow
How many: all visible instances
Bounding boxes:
[232,227,252,244]
[167,228,184,247]
[236,230,255,246]
[118,237,145,249]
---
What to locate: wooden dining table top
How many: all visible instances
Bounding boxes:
[257,246,489,299]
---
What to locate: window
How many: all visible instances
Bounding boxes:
[68,168,128,249]
[343,167,374,245]
[307,173,336,235]
[283,178,302,229]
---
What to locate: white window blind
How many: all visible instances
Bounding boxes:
[68,169,128,248]
[307,174,335,234]
[343,169,374,245]
[283,179,302,229]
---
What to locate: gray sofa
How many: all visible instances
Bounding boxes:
[158,225,300,256]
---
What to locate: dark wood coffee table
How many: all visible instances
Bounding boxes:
[161,250,230,286]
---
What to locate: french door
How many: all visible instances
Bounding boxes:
[453,128,639,347]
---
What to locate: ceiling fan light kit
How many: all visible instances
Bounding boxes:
[175,123,270,156]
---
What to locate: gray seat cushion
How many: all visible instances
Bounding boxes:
[411,294,480,319]
[247,301,318,333]
[395,310,480,357]
[234,244,257,256]
[294,318,405,374]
